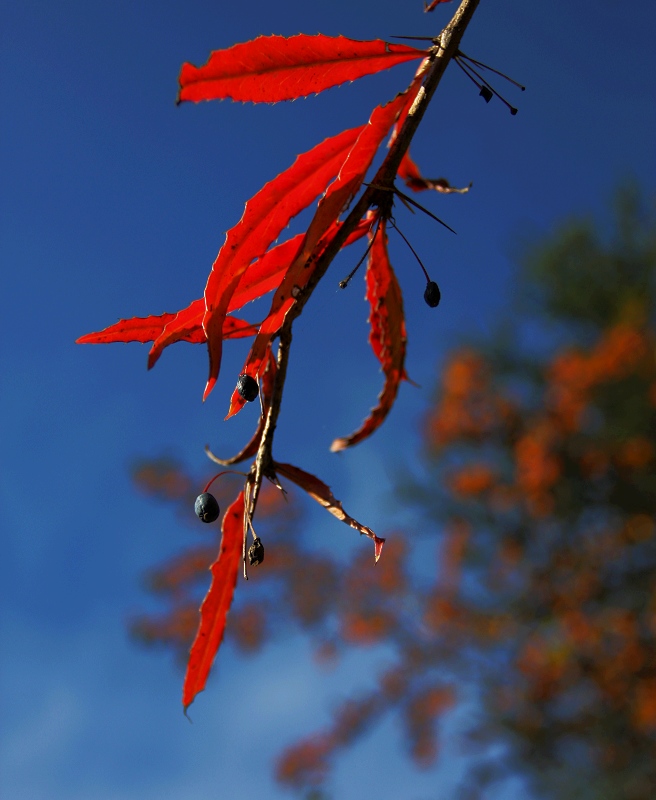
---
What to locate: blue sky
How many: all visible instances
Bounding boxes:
[1,0,655,798]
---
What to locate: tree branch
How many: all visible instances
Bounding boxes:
[243,0,481,543]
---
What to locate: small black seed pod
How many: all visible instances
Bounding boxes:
[194,492,220,523]
[424,280,441,308]
[248,537,264,566]
[479,86,493,103]
[237,373,259,402]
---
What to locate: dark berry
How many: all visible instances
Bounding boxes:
[479,86,493,103]
[237,373,259,402]
[424,280,441,308]
[248,537,264,566]
[194,492,220,523]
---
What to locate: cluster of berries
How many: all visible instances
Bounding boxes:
[193,371,263,563]
[194,491,264,566]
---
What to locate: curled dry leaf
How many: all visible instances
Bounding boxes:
[275,462,385,562]
[178,34,426,104]
[331,219,407,451]
[397,151,471,194]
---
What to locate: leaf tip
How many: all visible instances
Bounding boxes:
[374,535,386,562]
[203,378,215,402]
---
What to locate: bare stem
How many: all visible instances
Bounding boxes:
[246,326,292,520]
[242,0,481,543]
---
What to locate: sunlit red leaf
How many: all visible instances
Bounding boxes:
[226,77,423,418]
[397,151,471,194]
[76,307,255,351]
[77,232,303,362]
[182,489,245,713]
[202,125,364,401]
[178,35,426,104]
[149,232,309,368]
[331,220,407,451]
[76,313,180,345]
[276,462,385,561]
[148,303,258,369]
[230,232,307,311]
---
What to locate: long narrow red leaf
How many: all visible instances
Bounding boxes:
[331,220,407,451]
[225,78,423,418]
[182,490,245,713]
[78,231,304,365]
[202,125,364,401]
[76,313,179,345]
[75,310,258,350]
[276,462,385,561]
[77,308,253,348]
[178,35,426,104]
[229,232,306,312]
[150,232,308,367]
[148,305,258,369]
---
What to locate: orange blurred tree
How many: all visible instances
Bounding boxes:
[132,186,656,799]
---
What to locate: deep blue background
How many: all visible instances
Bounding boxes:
[2,1,655,797]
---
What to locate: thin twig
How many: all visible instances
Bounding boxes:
[388,219,431,283]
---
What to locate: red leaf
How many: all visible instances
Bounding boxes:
[397,151,472,195]
[230,232,307,311]
[202,125,364,401]
[178,35,426,104]
[78,230,304,366]
[77,306,254,351]
[76,313,180,345]
[226,78,423,418]
[331,220,407,451]
[424,0,453,11]
[148,307,258,370]
[276,462,385,562]
[182,489,244,712]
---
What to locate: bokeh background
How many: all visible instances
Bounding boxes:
[2,0,655,798]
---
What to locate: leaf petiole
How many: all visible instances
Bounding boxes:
[338,219,381,289]
[388,218,432,283]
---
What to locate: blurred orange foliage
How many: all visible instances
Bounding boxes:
[131,193,656,799]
